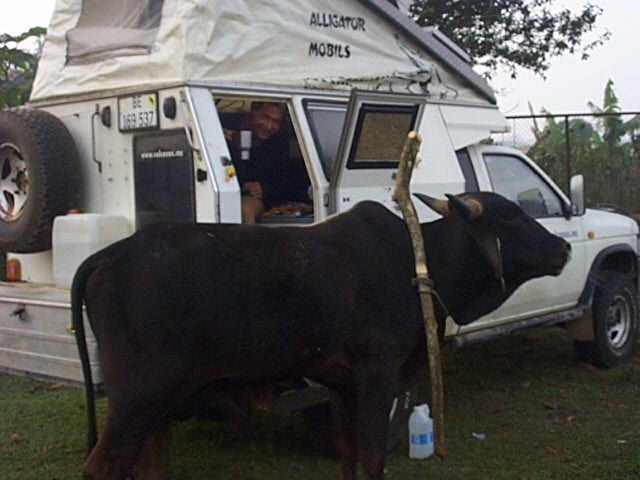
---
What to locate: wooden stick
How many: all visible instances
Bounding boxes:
[392,131,445,458]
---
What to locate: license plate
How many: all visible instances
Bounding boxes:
[118,92,159,131]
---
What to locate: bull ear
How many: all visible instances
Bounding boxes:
[413,193,450,217]
[469,229,506,292]
[445,194,483,220]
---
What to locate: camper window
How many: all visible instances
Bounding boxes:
[304,100,348,181]
[346,104,419,169]
[66,0,164,64]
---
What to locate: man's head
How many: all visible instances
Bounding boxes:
[249,102,286,143]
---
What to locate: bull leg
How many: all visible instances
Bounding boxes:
[130,418,171,480]
[206,388,255,441]
[330,390,358,480]
[82,401,166,480]
[353,364,397,480]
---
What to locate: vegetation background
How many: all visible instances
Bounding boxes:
[499,80,640,215]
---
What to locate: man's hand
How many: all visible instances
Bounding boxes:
[242,181,263,200]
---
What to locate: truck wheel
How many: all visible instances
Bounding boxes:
[0,107,80,253]
[302,385,417,454]
[573,271,639,368]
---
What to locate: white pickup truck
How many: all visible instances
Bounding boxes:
[0,0,637,447]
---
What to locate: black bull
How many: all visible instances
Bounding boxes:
[72,192,570,480]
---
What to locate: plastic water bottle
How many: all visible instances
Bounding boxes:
[409,404,434,459]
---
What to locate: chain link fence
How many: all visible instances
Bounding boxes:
[492,111,640,216]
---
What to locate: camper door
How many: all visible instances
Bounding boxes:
[329,91,426,213]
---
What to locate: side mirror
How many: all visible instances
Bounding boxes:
[570,174,585,216]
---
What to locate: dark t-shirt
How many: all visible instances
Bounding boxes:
[231,131,290,209]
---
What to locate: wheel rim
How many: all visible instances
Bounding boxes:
[606,293,631,350]
[0,142,29,222]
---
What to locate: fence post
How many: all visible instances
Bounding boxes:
[564,115,571,193]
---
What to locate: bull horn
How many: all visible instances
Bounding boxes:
[445,194,483,220]
[413,193,450,217]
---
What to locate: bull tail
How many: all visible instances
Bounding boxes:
[71,252,106,456]
[71,257,98,455]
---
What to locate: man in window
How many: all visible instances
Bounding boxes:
[223,102,290,224]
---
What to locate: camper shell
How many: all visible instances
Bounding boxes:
[0,0,637,426]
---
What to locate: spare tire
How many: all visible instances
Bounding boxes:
[0,107,80,253]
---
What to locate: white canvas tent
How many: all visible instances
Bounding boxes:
[32,0,496,106]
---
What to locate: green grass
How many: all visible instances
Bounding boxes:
[1,327,639,479]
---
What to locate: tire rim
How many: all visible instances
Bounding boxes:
[606,293,631,350]
[0,142,29,222]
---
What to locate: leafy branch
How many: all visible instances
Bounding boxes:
[410,0,610,79]
[0,26,46,108]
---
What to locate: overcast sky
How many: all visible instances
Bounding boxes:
[491,0,640,115]
[1,0,637,114]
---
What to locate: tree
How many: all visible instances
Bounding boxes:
[409,0,610,79]
[622,114,640,158]
[0,27,46,108]
[527,110,595,193]
[588,79,623,150]
[586,80,640,211]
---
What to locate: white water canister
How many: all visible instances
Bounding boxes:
[52,213,131,288]
[409,403,434,459]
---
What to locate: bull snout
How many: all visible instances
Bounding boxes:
[549,239,571,274]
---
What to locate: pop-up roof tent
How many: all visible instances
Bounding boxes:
[31,0,496,106]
